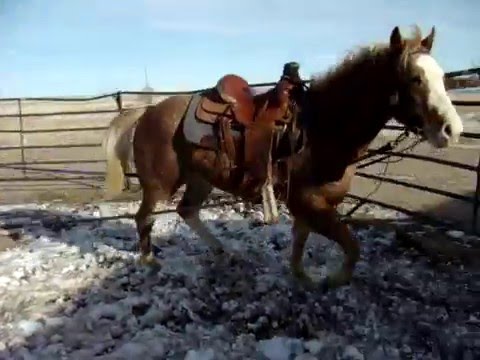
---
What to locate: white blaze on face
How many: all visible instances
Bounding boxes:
[415,54,464,147]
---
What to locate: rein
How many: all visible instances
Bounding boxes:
[344,129,424,217]
[277,115,423,209]
[354,129,411,165]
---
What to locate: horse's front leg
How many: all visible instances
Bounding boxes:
[290,218,314,287]
[290,195,360,292]
[318,215,359,291]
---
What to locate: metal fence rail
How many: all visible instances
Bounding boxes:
[0,66,479,102]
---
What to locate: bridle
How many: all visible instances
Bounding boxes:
[388,48,430,137]
[389,85,425,136]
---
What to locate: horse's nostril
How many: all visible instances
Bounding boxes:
[444,124,452,137]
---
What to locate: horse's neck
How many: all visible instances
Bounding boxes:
[301,65,395,182]
[309,74,394,157]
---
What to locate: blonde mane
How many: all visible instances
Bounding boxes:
[308,25,426,93]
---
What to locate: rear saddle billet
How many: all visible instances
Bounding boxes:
[192,63,305,224]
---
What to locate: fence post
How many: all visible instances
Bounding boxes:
[472,152,480,234]
[114,91,123,112]
[17,98,26,177]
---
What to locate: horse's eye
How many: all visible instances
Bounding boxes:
[411,76,422,85]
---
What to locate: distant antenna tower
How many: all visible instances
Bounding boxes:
[144,67,150,88]
[139,66,154,104]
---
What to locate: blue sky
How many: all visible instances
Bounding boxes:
[1,0,479,97]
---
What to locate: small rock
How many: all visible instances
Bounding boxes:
[110,325,124,339]
[93,339,115,355]
[446,230,464,239]
[257,337,304,360]
[17,320,43,337]
[112,342,148,357]
[221,300,239,312]
[62,333,92,350]
[400,344,412,356]
[50,334,63,343]
[255,281,270,294]
[342,345,364,360]
[233,203,245,213]
[12,268,28,280]
[0,276,10,286]
[63,304,77,316]
[295,354,317,360]
[90,303,124,321]
[185,348,215,360]
[8,336,26,349]
[305,340,323,355]
[12,346,35,360]
[28,334,48,349]
[139,306,169,328]
[84,318,95,332]
[117,276,129,286]
[44,317,64,328]
[125,316,139,332]
[42,343,64,356]
[129,275,143,286]
[68,348,96,359]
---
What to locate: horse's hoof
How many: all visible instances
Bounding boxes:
[319,271,352,293]
[263,216,279,225]
[292,267,315,290]
[212,246,226,257]
[318,278,330,294]
[138,253,161,269]
[213,247,234,262]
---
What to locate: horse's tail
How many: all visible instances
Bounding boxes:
[103,107,145,199]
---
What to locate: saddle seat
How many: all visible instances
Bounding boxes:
[195,74,255,126]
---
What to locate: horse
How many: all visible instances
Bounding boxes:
[103,25,463,292]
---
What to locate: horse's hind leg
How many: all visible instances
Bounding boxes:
[135,186,167,266]
[177,175,223,253]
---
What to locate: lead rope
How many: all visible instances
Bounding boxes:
[285,100,301,204]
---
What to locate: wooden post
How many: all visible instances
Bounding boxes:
[17,99,26,177]
[114,91,123,112]
[472,152,480,234]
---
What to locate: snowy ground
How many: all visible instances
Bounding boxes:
[0,199,479,360]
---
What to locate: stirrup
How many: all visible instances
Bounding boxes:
[261,180,279,224]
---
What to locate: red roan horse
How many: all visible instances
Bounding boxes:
[103,26,463,291]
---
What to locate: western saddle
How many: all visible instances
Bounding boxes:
[194,62,305,223]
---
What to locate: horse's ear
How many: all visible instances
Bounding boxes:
[389,26,403,52]
[421,26,435,52]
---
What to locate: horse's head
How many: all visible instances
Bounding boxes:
[388,26,463,148]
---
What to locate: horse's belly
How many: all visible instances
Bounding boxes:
[190,147,241,191]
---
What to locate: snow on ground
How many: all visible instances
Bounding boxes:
[0,200,478,359]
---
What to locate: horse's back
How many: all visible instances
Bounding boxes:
[133,94,192,186]
[135,94,192,136]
